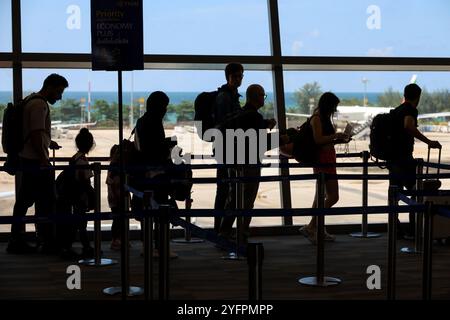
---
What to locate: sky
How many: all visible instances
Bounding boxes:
[1,0,449,92]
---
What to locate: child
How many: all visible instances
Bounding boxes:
[72,128,96,258]
[106,144,123,251]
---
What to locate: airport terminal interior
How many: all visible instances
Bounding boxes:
[1,0,450,301]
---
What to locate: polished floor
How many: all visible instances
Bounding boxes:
[0,233,449,300]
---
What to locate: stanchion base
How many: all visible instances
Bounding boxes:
[78,258,118,266]
[222,252,245,261]
[400,247,421,254]
[298,276,341,287]
[103,286,144,296]
[172,238,204,244]
[350,232,381,238]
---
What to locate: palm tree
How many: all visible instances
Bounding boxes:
[294,82,323,114]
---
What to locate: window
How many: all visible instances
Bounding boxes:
[284,70,450,225]
[143,0,271,55]
[0,0,12,52]
[0,68,14,232]
[21,0,90,53]
[0,67,13,143]
[279,0,450,57]
[0,68,12,101]
[126,70,279,227]
[21,0,272,55]
[21,68,281,227]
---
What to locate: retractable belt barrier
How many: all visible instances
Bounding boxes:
[396,188,450,300]
[0,204,427,225]
[437,207,450,219]
[2,153,450,301]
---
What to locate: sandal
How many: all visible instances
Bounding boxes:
[324,231,336,242]
[299,226,317,244]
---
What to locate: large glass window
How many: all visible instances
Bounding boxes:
[125,70,279,227]
[0,68,12,103]
[279,0,450,57]
[22,68,119,229]
[284,70,450,225]
[21,0,91,53]
[143,0,271,55]
[0,0,12,52]
[21,0,271,55]
[0,68,13,233]
[21,68,280,227]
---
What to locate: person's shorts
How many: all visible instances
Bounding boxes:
[388,158,417,190]
[313,148,337,175]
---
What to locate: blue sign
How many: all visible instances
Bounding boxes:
[91,0,143,71]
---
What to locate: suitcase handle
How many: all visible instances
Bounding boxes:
[426,146,442,175]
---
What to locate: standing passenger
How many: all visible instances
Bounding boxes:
[218,84,276,244]
[71,128,95,258]
[388,84,441,239]
[133,91,177,258]
[213,63,244,234]
[7,74,68,254]
[299,92,349,244]
[107,145,122,251]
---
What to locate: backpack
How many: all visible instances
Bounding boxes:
[55,155,95,212]
[168,160,193,201]
[288,118,317,164]
[55,159,78,206]
[369,111,397,161]
[1,95,46,175]
[194,91,219,141]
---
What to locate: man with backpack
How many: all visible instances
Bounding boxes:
[388,83,441,239]
[212,62,244,234]
[7,73,68,254]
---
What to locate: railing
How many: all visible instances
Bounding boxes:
[0,153,449,300]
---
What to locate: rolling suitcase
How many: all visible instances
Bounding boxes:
[422,147,450,239]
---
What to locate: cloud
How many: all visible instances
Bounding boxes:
[292,40,304,55]
[366,47,394,57]
[309,29,320,38]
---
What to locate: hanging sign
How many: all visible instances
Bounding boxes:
[91,0,143,71]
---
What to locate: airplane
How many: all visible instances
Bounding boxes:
[418,112,450,120]
[0,191,14,199]
[50,121,97,139]
[287,107,450,140]
[286,105,394,140]
[287,105,394,125]
[0,121,97,139]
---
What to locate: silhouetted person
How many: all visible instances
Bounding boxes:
[132,91,177,258]
[388,83,441,239]
[107,144,123,251]
[213,62,244,233]
[299,92,350,244]
[57,128,96,260]
[7,73,68,254]
[218,84,276,244]
[71,128,95,258]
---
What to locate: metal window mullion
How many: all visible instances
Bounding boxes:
[268,0,292,226]
[12,0,22,104]
[12,53,450,71]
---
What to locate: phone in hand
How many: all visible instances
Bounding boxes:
[344,122,354,137]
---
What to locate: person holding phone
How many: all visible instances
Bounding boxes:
[299,92,350,244]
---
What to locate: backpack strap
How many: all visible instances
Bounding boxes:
[129,126,136,140]
[21,94,49,145]
[69,153,85,166]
